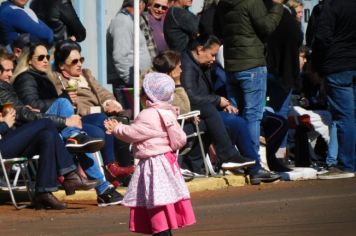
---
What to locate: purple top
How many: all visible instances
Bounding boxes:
[148,14,168,53]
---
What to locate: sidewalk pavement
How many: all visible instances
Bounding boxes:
[54,175,247,201]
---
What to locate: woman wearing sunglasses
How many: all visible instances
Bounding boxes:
[50,40,136,192]
[11,41,129,207]
[141,0,169,60]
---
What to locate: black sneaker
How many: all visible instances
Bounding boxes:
[221,154,256,170]
[249,168,280,185]
[97,187,123,207]
[65,133,105,153]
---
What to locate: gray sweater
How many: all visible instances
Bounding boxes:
[107,8,152,86]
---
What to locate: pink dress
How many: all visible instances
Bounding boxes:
[114,103,196,234]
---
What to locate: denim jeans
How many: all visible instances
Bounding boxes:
[46,99,110,194]
[326,121,338,166]
[45,98,78,139]
[326,70,356,172]
[82,113,115,165]
[226,66,267,158]
[0,119,77,192]
[219,111,261,174]
[76,153,109,195]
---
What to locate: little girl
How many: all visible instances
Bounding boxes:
[104,72,196,236]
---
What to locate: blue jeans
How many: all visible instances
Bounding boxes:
[82,113,115,165]
[46,99,110,194]
[45,98,78,139]
[0,119,77,192]
[326,71,356,172]
[219,111,261,174]
[326,121,338,166]
[226,66,267,158]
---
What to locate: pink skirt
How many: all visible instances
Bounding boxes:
[129,199,196,234]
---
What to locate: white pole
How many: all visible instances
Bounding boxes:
[133,0,140,118]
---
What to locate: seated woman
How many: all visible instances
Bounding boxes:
[50,40,135,185]
[0,109,98,210]
[9,43,124,206]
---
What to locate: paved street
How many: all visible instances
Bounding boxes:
[1,178,356,236]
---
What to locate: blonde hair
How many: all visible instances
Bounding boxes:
[11,49,30,83]
[287,0,303,9]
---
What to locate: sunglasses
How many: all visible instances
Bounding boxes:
[35,54,50,62]
[70,57,85,66]
[153,3,168,11]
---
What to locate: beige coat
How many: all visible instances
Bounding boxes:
[51,69,116,116]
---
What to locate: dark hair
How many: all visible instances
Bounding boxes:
[189,34,221,51]
[0,50,15,73]
[153,50,180,74]
[54,39,81,70]
[27,41,49,62]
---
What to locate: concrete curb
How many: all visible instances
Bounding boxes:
[53,175,246,201]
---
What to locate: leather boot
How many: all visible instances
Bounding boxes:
[63,171,100,195]
[34,192,67,210]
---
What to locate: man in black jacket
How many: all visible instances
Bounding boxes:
[312,0,356,174]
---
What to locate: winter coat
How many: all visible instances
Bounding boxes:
[51,69,117,116]
[13,69,59,113]
[180,50,220,110]
[30,0,86,42]
[312,0,356,75]
[214,0,283,72]
[0,0,53,45]
[0,80,66,128]
[107,8,152,86]
[163,6,199,52]
[113,102,186,159]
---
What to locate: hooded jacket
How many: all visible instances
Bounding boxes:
[214,0,283,72]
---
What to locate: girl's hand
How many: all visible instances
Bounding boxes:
[0,108,16,128]
[104,119,120,135]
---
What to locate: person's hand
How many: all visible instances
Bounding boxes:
[104,100,123,114]
[223,105,238,114]
[67,90,78,106]
[25,105,40,113]
[104,119,120,135]
[65,115,82,129]
[69,35,77,41]
[219,97,230,108]
[0,108,16,128]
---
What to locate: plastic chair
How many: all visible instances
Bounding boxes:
[177,110,218,177]
[0,151,35,209]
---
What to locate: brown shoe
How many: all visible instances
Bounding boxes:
[63,171,100,195]
[34,192,67,210]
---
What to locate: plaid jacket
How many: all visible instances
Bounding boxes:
[140,12,158,60]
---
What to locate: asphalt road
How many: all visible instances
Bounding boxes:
[1,178,356,236]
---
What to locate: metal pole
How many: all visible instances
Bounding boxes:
[96,0,107,87]
[133,0,140,118]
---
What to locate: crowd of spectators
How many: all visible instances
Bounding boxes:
[0,0,355,214]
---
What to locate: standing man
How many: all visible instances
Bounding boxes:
[214,0,284,160]
[107,0,152,111]
[312,0,356,174]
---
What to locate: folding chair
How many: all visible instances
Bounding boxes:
[0,151,35,209]
[177,110,218,177]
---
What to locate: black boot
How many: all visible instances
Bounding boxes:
[34,192,67,210]
[153,229,172,236]
[63,171,100,195]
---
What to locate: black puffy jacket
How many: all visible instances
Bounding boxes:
[0,80,66,128]
[13,69,59,113]
[30,0,86,42]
